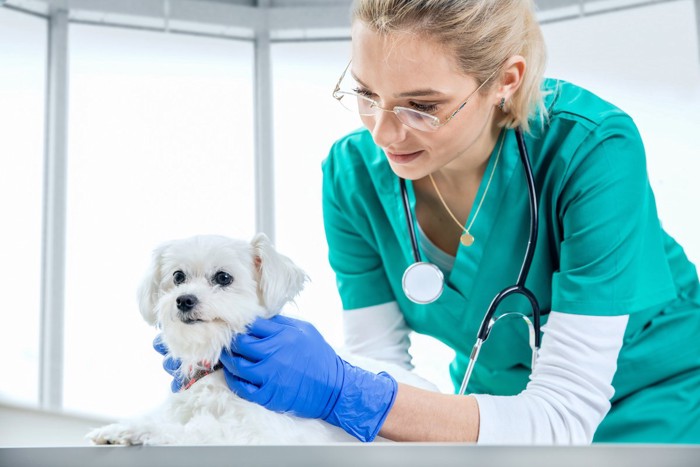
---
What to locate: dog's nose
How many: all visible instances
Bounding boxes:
[176,294,199,312]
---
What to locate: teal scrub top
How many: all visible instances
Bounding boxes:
[321,78,700,443]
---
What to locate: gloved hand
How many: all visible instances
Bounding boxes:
[220,315,397,442]
[153,335,184,393]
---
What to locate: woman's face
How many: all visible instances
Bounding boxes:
[350,21,500,180]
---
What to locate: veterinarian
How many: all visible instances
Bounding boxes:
[164,0,700,444]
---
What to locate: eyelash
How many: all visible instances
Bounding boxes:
[353,87,372,98]
[352,87,439,114]
[410,102,439,113]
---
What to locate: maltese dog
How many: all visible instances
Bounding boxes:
[87,234,437,445]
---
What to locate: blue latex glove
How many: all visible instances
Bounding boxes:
[220,315,397,442]
[153,335,184,393]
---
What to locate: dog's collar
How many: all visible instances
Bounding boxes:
[181,361,223,391]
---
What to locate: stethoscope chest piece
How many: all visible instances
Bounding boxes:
[402,261,444,304]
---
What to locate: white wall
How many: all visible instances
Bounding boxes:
[542,0,700,264]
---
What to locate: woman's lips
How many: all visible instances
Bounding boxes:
[385,150,423,164]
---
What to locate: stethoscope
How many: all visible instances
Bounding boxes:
[400,127,541,396]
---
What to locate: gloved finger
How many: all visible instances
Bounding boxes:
[230,333,279,362]
[269,315,320,338]
[153,335,169,356]
[220,351,266,385]
[163,356,181,376]
[171,378,183,393]
[223,367,261,399]
[245,316,290,338]
[267,314,304,327]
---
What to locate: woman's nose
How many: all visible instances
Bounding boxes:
[364,110,407,148]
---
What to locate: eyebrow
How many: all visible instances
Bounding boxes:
[351,72,446,99]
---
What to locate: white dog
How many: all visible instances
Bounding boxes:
[88,234,437,445]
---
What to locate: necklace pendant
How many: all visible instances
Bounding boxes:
[461,232,475,246]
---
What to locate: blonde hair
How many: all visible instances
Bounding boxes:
[352,0,547,132]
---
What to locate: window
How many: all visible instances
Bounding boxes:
[0,8,47,407]
[272,40,354,347]
[63,25,255,418]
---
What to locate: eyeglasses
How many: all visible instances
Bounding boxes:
[332,60,497,132]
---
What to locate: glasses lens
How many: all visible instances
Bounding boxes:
[395,108,440,132]
[335,91,377,117]
[356,94,377,116]
[335,91,358,113]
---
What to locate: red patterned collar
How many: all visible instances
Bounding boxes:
[181,361,223,391]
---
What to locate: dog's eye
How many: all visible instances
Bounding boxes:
[213,271,233,287]
[173,270,186,285]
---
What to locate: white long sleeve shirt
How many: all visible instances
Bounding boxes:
[343,302,628,444]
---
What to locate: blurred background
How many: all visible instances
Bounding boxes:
[0,0,698,446]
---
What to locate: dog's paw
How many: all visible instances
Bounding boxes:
[87,423,152,446]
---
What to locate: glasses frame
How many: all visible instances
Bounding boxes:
[332,60,499,132]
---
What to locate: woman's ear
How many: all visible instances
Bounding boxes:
[137,243,169,326]
[497,55,526,104]
[251,233,309,315]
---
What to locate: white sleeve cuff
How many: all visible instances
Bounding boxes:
[473,311,629,445]
[342,301,413,370]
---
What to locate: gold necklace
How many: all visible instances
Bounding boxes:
[428,130,505,247]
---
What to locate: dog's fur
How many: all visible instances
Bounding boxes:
[87,234,437,445]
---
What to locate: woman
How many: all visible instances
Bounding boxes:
[166,0,700,443]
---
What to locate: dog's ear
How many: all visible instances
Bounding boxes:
[252,233,308,315]
[137,242,169,326]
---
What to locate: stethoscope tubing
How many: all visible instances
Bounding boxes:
[473,128,541,348]
[400,177,421,264]
[515,127,539,291]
